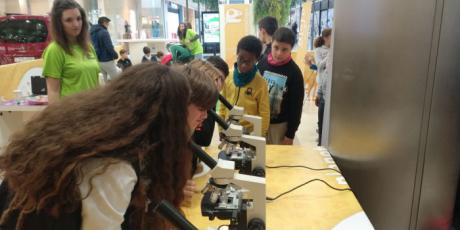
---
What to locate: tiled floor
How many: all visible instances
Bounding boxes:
[294,97,319,147]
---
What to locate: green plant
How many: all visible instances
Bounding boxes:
[192,0,219,11]
[291,0,305,7]
[253,0,292,26]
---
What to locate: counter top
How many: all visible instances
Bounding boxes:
[182,145,373,230]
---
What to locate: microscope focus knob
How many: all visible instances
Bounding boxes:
[252,167,265,177]
[248,218,265,230]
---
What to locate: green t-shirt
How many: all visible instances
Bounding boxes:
[42,42,100,97]
[181,29,204,55]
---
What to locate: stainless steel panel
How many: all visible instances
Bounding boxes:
[329,0,441,229]
[416,0,460,229]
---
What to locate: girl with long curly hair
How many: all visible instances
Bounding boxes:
[0,62,218,230]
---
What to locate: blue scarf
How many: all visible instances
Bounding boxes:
[233,63,257,87]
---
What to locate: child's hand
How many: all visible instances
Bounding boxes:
[219,132,226,141]
[282,137,294,145]
[304,54,314,66]
[182,180,197,207]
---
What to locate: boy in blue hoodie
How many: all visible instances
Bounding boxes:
[90,17,120,83]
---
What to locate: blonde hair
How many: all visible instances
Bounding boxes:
[188,59,225,84]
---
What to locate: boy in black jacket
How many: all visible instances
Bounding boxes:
[116,49,132,71]
[257,27,305,145]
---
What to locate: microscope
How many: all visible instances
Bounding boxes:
[190,142,266,230]
[209,97,266,177]
[218,95,263,137]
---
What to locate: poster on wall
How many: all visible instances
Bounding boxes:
[202,11,220,43]
[221,4,250,64]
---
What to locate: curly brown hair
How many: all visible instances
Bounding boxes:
[50,0,91,55]
[314,28,332,48]
[0,63,193,229]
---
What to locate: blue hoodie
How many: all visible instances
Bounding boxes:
[90,24,118,62]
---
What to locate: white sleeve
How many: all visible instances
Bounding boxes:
[315,47,329,71]
[79,159,138,230]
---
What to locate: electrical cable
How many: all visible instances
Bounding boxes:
[266,164,342,174]
[266,178,351,201]
[266,164,350,201]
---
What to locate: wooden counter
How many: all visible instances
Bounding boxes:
[183,145,373,230]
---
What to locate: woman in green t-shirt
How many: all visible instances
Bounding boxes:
[43,0,100,104]
[177,23,204,59]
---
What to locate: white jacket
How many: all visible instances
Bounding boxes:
[315,45,330,98]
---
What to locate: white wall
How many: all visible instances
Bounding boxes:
[168,0,200,10]
[29,0,52,15]
[2,0,52,15]
[102,0,137,40]
[5,0,21,14]
[0,0,6,16]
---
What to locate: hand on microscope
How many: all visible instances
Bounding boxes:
[219,132,226,141]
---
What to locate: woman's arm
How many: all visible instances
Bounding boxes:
[46,77,61,104]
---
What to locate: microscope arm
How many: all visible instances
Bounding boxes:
[189,142,266,224]
[228,170,267,223]
[207,109,266,174]
[190,141,235,181]
[208,110,243,143]
[218,94,263,137]
[242,115,262,136]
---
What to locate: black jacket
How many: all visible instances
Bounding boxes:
[141,55,158,63]
[90,24,118,62]
[0,180,135,230]
[0,181,81,230]
[257,58,305,139]
[117,58,132,71]
[259,43,272,62]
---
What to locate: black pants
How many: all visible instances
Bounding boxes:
[317,97,325,146]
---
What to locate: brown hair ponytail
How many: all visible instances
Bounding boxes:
[314,28,332,48]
